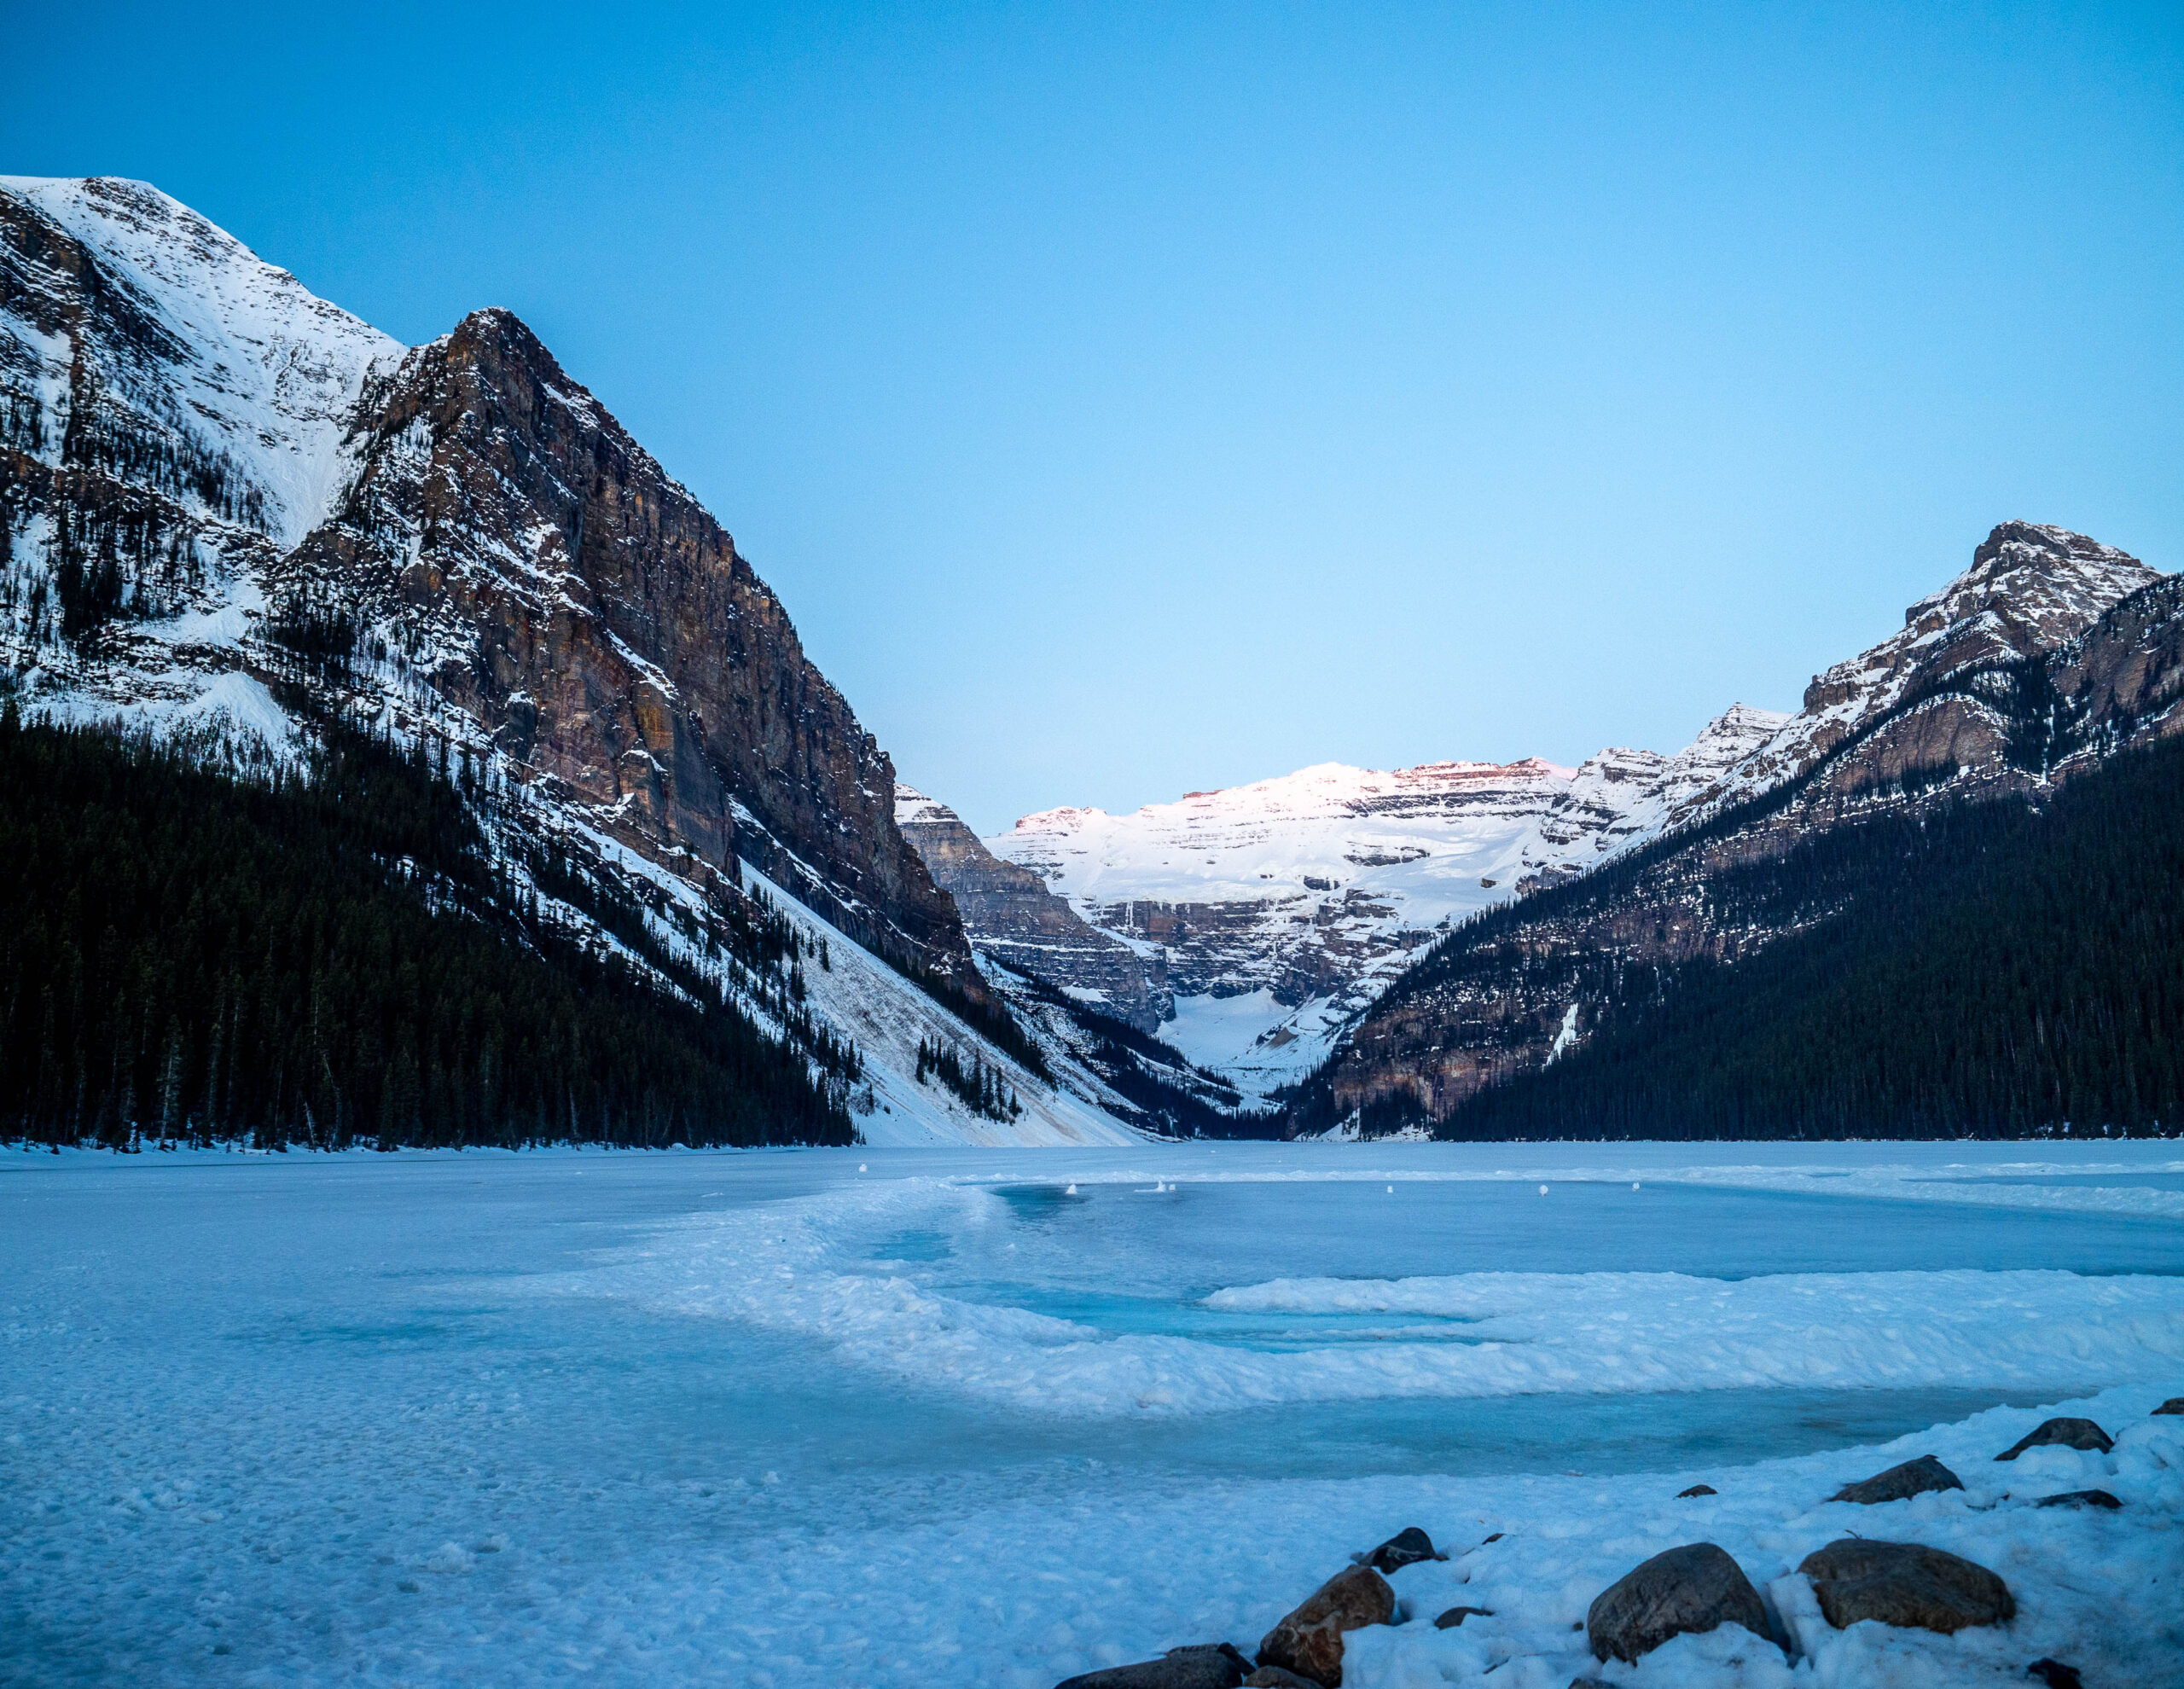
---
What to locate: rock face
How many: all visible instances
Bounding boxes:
[1297,523,2174,1134]
[1996,1418,2113,1460]
[1054,1644,1251,1689]
[279,306,977,985]
[1797,1538,2013,1634]
[1255,1565,1395,1687]
[1829,1454,1965,1505]
[0,176,399,698]
[1584,1542,1774,1664]
[897,784,1161,1030]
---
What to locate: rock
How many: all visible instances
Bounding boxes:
[2033,1489,2122,1510]
[1829,1454,1964,1504]
[2028,1661,2083,1688]
[1433,1606,1493,1629]
[1677,1483,1716,1498]
[1798,1538,2013,1634]
[1480,1532,1504,1544]
[1996,1418,2113,1460]
[1056,1644,1251,1689]
[1244,1669,1320,1689]
[1361,1527,1441,1574]
[1585,1542,1774,1664]
[2154,1397,2184,1416]
[1255,1565,1395,1687]
[1570,1680,1614,1689]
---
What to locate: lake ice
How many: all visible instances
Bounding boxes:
[3,1141,2181,1686]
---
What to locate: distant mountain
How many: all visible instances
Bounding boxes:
[1289,523,2181,1138]
[0,176,1138,1148]
[986,523,2169,1115]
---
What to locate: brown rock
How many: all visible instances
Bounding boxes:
[1798,1538,2013,1634]
[1996,1418,2112,1460]
[1585,1542,1773,1664]
[1432,1606,1492,1629]
[1829,1454,1964,1504]
[1361,1527,1440,1574]
[1055,1644,1250,1689]
[1255,1565,1395,1687]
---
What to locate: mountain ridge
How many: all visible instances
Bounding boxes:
[1,174,1138,1148]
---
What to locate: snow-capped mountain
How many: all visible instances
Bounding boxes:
[984,711,1785,1095]
[1298,521,2181,1135]
[0,176,1140,1148]
[984,524,2165,1100]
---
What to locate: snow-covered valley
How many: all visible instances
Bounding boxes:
[6,1142,2179,1687]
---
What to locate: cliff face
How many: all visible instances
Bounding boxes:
[1301,523,2176,1134]
[280,308,975,985]
[895,784,1163,1030]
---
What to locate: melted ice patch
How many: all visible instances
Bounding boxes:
[546,1177,2184,1417]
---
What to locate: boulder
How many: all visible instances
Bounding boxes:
[1255,1566,1395,1687]
[1433,1606,1493,1629]
[1055,1645,1251,1689]
[1584,1542,1774,1664]
[2033,1489,2122,1510]
[1829,1454,1964,1504]
[1798,1539,2013,1634]
[1677,1484,1717,1498]
[1243,1670,1319,1689]
[2028,1661,2083,1688]
[2154,1397,2184,1416]
[1996,1418,2112,1460]
[1361,1527,1441,1574]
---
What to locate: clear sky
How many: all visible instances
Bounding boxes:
[9,3,2181,833]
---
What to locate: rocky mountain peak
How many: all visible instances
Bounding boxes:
[1908,520,2155,643]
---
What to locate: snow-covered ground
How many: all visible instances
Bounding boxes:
[3,1141,2179,1686]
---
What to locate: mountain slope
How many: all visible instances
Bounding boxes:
[895,783,1161,1030]
[985,717,1787,1095]
[1443,730,2184,1140]
[0,176,1140,1149]
[1291,525,2181,1135]
[0,711,853,1148]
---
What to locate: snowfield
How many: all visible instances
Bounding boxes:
[3,1141,2179,1687]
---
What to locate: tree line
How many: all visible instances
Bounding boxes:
[1435,734,2184,1141]
[0,707,853,1150]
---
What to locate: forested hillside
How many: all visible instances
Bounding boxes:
[0,709,854,1150]
[1425,734,2184,1141]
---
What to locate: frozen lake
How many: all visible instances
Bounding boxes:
[4,1141,2182,1686]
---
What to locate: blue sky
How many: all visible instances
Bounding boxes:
[9,3,2181,833]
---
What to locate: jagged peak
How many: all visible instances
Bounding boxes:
[1908,520,2157,633]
